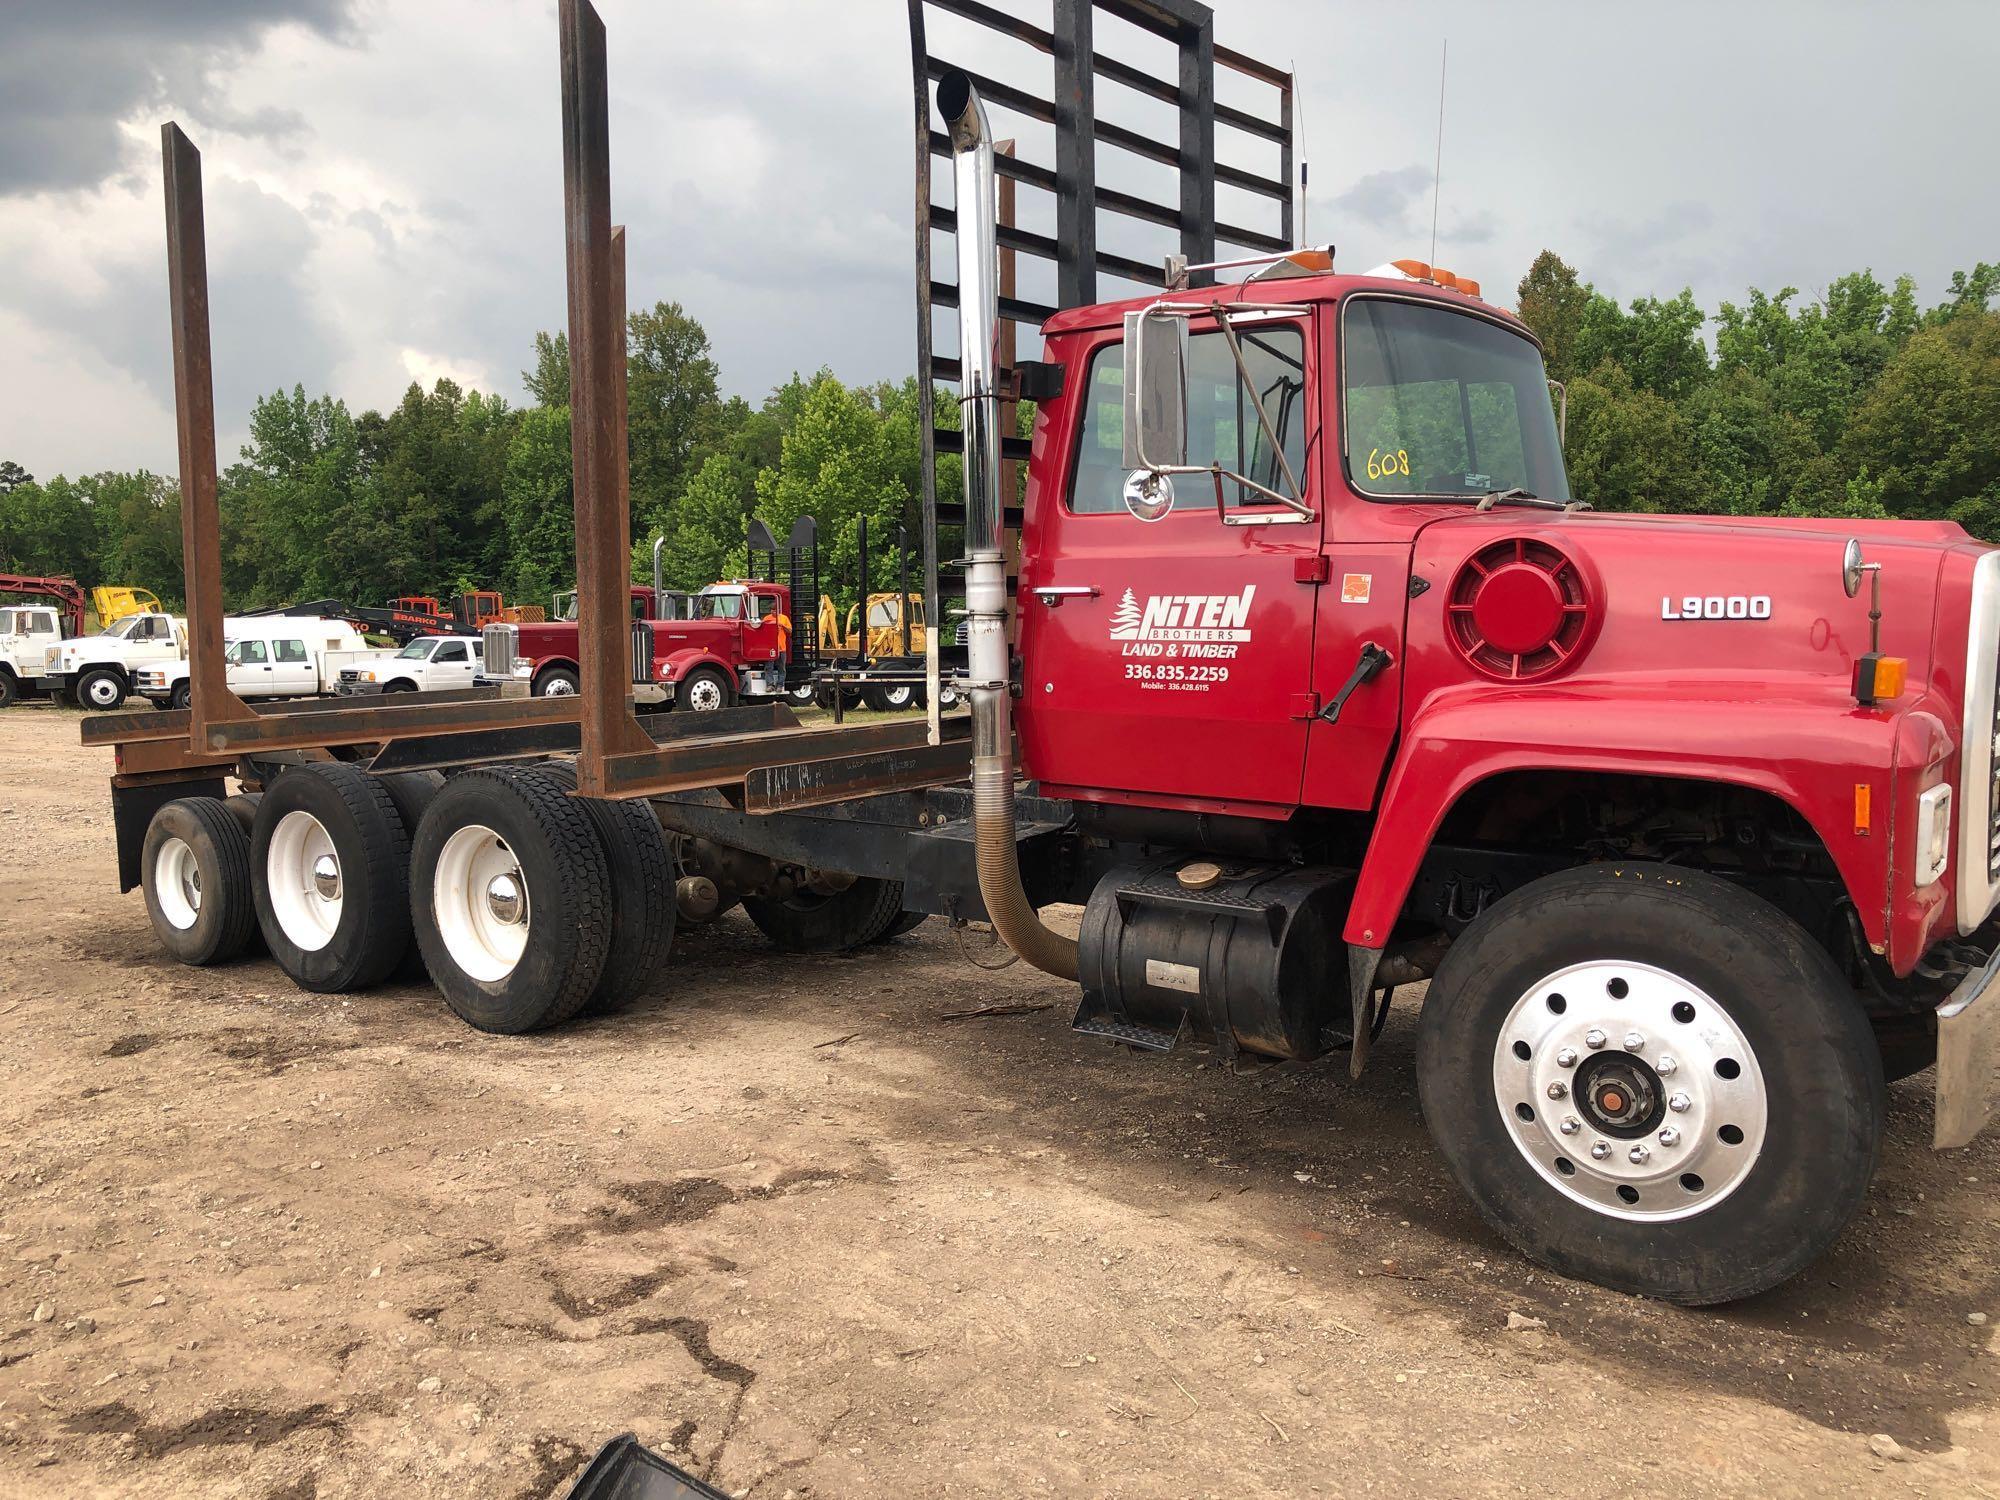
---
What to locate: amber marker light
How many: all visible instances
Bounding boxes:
[1853,654,1906,706]
[1854,784,1873,835]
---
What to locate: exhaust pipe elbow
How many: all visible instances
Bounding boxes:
[937,70,984,155]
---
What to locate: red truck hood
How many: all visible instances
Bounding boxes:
[1406,508,1991,720]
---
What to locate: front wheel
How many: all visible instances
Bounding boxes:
[0,671,17,709]
[534,666,579,697]
[1416,863,1884,1306]
[169,681,191,712]
[75,667,127,711]
[676,667,732,713]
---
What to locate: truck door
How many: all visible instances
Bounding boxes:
[231,637,273,693]
[1018,315,1321,813]
[430,638,476,686]
[269,637,318,696]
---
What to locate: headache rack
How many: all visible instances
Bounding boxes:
[95,0,1295,815]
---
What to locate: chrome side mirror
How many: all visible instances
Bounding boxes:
[1122,470,1175,522]
[1842,537,1866,598]
[1121,308,1188,472]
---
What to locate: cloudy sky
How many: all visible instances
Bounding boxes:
[1,0,1994,481]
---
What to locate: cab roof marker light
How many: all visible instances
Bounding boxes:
[1165,244,1336,291]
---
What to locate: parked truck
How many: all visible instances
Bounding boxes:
[134,618,391,710]
[98,4,2000,1311]
[335,634,483,696]
[485,580,793,709]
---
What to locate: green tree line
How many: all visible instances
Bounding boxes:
[0,257,1993,618]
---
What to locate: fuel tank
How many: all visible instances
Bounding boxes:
[1076,855,1354,1060]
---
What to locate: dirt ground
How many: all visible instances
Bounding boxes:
[2,707,1998,1500]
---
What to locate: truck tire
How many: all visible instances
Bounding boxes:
[1416,863,1884,1306]
[409,767,612,1033]
[376,772,445,979]
[169,681,191,712]
[538,761,676,1015]
[786,680,819,709]
[0,670,17,708]
[75,667,127,712]
[864,682,919,712]
[251,763,413,993]
[141,797,257,966]
[873,908,929,941]
[534,666,579,697]
[742,874,905,953]
[222,792,262,836]
[676,667,732,713]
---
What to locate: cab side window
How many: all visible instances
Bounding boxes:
[1067,325,1307,514]
[274,639,309,664]
[434,642,468,663]
[237,640,268,665]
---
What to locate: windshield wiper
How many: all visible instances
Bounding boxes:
[1473,487,1590,514]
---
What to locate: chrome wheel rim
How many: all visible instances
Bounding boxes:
[154,837,202,930]
[434,823,528,982]
[267,810,342,951]
[541,676,576,697]
[686,677,723,711]
[1494,960,1767,1222]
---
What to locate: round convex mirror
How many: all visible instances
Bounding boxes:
[1841,537,1865,598]
[1123,470,1175,523]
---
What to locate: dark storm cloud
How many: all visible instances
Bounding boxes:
[0,0,355,196]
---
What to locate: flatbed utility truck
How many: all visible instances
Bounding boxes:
[92,0,2000,1308]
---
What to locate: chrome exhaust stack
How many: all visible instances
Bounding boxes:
[938,70,1078,981]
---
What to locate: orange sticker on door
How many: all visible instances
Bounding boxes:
[1340,573,1372,604]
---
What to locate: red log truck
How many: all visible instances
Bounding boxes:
[96,2,2000,1310]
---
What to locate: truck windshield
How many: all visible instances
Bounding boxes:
[397,640,434,659]
[1342,298,1569,502]
[696,594,744,620]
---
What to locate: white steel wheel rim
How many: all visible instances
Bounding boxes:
[153,837,202,930]
[267,810,343,952]
[84,674,121,707]
[1493,959,1768,1222]
[433,823,529,983]
[883,685,913,707]
[686,677,723,711]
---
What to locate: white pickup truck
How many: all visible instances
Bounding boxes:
[335,634,482,696]
[0,605,66,706]
[132,618,391,711]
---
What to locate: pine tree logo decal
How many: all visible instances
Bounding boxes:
[1109,587,1142,641]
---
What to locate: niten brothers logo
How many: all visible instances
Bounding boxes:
[1108,586,1253,685]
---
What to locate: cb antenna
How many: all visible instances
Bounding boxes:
[1429,38,1447,266]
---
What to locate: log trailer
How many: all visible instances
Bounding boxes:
[90,0,2000,1307]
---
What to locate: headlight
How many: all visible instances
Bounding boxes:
[361,671,377,682]
[512,656,533,675]
[1916,783,1953,887]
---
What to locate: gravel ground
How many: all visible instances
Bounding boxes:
[1,704,1998,1498]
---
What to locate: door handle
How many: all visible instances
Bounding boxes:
[1317,641,1393,726]
[1033,585,1100,607]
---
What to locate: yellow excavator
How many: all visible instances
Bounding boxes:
[816,591,928,660]
[90,587,164,629]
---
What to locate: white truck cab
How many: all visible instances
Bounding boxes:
[49,612,188,711]
[132,618,388,710]
[0,606,66,706]
[337,634,482,696]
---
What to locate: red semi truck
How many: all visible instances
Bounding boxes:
[103,5,2000,1310]
[484,580,793,709]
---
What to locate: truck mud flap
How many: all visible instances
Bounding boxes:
[561,1433,730,1499]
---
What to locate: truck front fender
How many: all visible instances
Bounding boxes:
[660,649,737,687]
[1347,681,1919,966]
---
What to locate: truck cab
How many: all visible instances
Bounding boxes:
[0,606,65,705]
[49,611,187,710]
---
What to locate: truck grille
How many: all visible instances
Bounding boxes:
[1959,551,2000,932]
[338,668,360,686]
[482,622,518,678]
